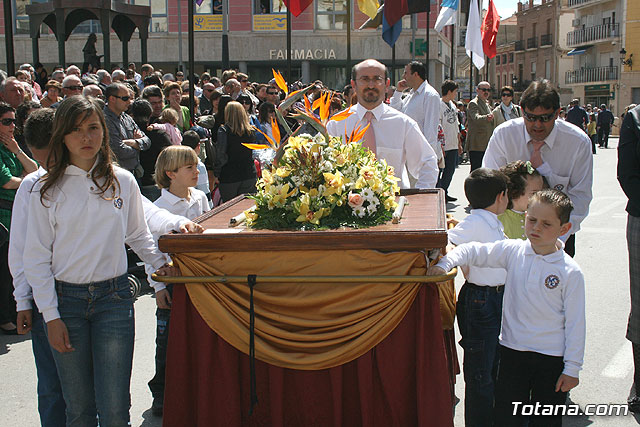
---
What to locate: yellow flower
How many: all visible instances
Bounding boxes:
[323,171,345,197]
[262,169,274,185]
[287,136,303,150]
[295,195,324,225]
[335,154,346,166]
[244,209,258,222]
[384,197,398,210]
[272,184,294,206]
[275,167,290,177]
[308,188,319,197]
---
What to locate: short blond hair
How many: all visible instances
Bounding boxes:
[154,145,199,189]
[159,108,179,125]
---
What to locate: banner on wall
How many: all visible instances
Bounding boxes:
[253,14,287,31]
[194,15,222,31]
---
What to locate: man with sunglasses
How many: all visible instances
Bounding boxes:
[467,82,495,171]
[483,79,593,257]
[104,83,151,180]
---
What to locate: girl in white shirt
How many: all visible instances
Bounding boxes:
[147,145,209,413]
[23,96,169,426]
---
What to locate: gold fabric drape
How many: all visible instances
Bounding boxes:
[172,249,435,370]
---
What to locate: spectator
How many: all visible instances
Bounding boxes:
[60,75,84,100]
[41,80,62,108]
[597,103,614,148]
[437,80,462,202]
[50,69,64,84]
[65,65,81,78]
[0,77,27,109]
[15,100,41,157]
[492,85,521,127]
[163,82,191,133]
[467,81,495,171]
[199,83,216,115]
[142,85,165,123]
[112,69,126,83]
[223,78,241,100]
[566,99,589,131]
[83,84,103,100]
[148,109,183,146]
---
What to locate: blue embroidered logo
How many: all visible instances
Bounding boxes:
[114,197,123,209]
[554,184,564,191]
[544,274,560,289]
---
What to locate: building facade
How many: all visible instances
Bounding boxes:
[0,0,453,90]
[619,0,640,111]
[491,14,517,94]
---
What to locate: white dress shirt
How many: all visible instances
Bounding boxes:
[436,239,586,378]
[447,209,507,286]
[9,168,45,312]
[389,80,442,161]
[23,164,168,322]
[154,188,210,222]
[326,102,438,189]
[483,118,593,238]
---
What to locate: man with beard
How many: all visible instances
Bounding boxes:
[326,59,438,189]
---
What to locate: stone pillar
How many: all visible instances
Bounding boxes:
[101,11,111,70]
[301,60,311,84]
[122,39,129,67]
[32,37,39,66]
[56,11,65,67]
[238,61,248,73]
[141,37,148,64]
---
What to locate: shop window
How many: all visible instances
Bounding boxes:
[15,0,48,35]
[317,0,348,30]
[254,0,287,14]
[135,0,168,32]
[195,0,222,14]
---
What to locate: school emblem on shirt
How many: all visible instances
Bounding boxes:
[544,274,560,289]
[554,184,564,191]
[114,197,123,209]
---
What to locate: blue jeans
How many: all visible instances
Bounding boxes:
[31,303,66,427]
[50,275,134,427]
[436,149,459,196]
[456,282,504,427]
[148,284,173,403]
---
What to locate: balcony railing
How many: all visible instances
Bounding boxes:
[515,40,525,51]
[527,36,538,49]
[565,66,618,84]
[567,23,619,47]
[567,0,600,7]
[540,34,552,46]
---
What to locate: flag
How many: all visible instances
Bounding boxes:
[195,0,204,5]
[384,0,431,28]
[359,3,384,29]
[382,7,402,47]
[283,0,313,17]
[465,0,485,70]
[358,0,379,20]
[482,0,500,58]
[434,0,458,33]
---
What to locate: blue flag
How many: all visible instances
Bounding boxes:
[382,8,402,47]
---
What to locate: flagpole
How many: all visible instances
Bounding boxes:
[347,0,352,86]
[188,0,195,120]
[469,52,473,102]
[425,2,430,79]
[287,9,292,83]
[222,0,229,70]
[450,25,454,79]
[411,14,416,61]
[392,45,396,86]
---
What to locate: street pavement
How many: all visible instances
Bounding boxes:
[0,137,638,426]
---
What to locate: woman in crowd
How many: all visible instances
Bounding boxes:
[209,90,222,116]
[0,102,37,334]
[237,93,261,129]
[211,95,232,143]
[214,101,257,202]
[22,96,169,425]
[41,80,63,108]
[257,101,276,142]
[492,85,521,128]
[163,82,191,133]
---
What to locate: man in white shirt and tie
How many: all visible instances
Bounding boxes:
[326,59,438,189]
[483,79,593,257]
[389,61,442,165]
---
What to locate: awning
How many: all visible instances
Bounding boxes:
[567,45,593,56]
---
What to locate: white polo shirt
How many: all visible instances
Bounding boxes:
[436,239,586,378]
[447,209,507,286]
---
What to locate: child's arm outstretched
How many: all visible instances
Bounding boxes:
[557,269,586,392]
[427,240,512,276]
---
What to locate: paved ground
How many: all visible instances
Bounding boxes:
[0,137,638,426]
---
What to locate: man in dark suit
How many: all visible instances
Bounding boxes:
[566,99,589,131]
[597,103,614,148]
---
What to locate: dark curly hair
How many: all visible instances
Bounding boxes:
[499,160,543,210]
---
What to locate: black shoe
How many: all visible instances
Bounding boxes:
[0,325,17,335]
[629,396,640,413]
[445,195,457,202]
[151,397,163,416]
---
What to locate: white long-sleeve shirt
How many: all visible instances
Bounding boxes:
[326,102,438,189]
[389,80,442,161]
[23,164,168,322]
[483,118,593,238]
[436,239,586,378]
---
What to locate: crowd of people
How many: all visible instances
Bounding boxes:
[0,56,637,426]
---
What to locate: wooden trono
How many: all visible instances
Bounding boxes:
[158,189,447,253]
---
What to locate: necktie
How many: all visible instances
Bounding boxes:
[530,140,545,168]
[362,111,376,155]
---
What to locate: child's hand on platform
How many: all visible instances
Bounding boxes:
[156,288,172,309]
[179,221,205,234]
[555,374,579,392]
[427,265,447,276]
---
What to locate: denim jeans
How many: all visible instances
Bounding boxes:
[148,284,173,403]
[50,275,134,427]
[31,303,66,427]
[436,149,459,196]
[456,282,504,427]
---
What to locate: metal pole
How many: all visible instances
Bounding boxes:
[425,2,430,80]
[3,0,14,74]
[391,45,396,85]
[450,25,455,79]
[411,14,417,61]
[178,0,183,71]
[188,0,195,120]
[287,9,292,83]
[346,0,351,86]
[470,52,473,101]
[222,0,229,69]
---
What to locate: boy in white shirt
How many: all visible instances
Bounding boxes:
[429,189,585,427]
[148,145,210,415]
[447,168,509,427]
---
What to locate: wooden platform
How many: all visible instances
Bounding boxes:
[158,189,448,253]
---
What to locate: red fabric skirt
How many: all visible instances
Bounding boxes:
[163,284,453,427]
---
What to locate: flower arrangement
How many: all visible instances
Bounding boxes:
[241,70,400,230]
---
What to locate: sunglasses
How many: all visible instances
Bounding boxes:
[0,118,16,126]
[204,88,215,92]
[523,111,556,123]
[112,95,132,102]
[240,79,248,83]
[239,100,252,105]
[267,92,278,95]
[478,88,491,92]
[64,85,83,91]
[501,92,513,97]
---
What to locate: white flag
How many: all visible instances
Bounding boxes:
[435,0,459,33]
[465,0,485,70]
